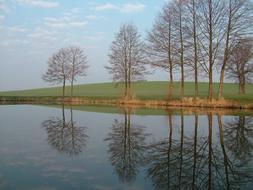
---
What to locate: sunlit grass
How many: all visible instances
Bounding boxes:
[0,81,252,102]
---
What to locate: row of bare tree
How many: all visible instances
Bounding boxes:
[42,0,253,100]
[106,0,253,100]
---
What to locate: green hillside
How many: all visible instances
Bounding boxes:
[0,81,253,102]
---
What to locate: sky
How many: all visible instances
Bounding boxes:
[0,0,171,91]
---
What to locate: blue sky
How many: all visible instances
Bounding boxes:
[0,0,169,91]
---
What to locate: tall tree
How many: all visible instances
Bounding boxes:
[226,38,253,94]
[106,23,147,99]
[197,0,226,100]
[146,2,176,99]
[172,0,187,99]
[218,0,253,99]
[42,48,69,99]
[188,0,200,98]
[68,46,89,98]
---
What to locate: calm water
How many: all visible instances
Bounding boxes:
[0,105,252,190]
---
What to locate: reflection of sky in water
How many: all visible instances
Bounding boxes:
[0,105,252,190]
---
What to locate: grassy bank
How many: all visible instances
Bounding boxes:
[1,81,253,102]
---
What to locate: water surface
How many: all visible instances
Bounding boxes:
[0,105,252,190]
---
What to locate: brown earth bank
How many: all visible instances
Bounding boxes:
[0,96,253,110]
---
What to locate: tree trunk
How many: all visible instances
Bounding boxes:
[208,0,213,101]
[168,66,173,99]
[218,67,225,99]
[179,0,184,100]
[208,69,213,100]
[62,78,66,100]
[71,79,74,98]
[242,75,246,94]
[218,0,232,100]
[192,0,198,98]
[168,17,173,100]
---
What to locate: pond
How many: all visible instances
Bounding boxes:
[0,105,252,190]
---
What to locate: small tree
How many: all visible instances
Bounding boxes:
[42,48,69,99]
[226,38,253,94]
[106,23,147,99]
[68,46,89,98]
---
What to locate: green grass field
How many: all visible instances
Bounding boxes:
[0,81,253,102]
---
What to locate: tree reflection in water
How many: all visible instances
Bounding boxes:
[105,108,150,184]
[42,105,88,156]
[145,110,253,190]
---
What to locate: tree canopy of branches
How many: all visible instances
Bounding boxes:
[146,0,252,100]
[226,38,253,94]
[68,47,89,97]
[106,23,147,99]
[42,48,69,99]
[218,0,253,99]
[42,46,88,99]
[145,2,176,99]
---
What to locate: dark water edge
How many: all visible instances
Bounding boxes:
[0,104,253,190]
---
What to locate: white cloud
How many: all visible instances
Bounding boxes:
[16,0,59,8]
[0,2,10,13]
[28,27,56,38]
[83,32,105,41]
[0,15,4,22]
[121,3,146,13]
[8,26,27,32]
[1,39,29,47]
[94,3,146,13]
[94,3,118,11]
[44,16,87,28]
[68,21,87,27]
[85,14,107,21]
[85,15,97,20]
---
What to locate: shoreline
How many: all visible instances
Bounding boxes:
[0,96,253,110]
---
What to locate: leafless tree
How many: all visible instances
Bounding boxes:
[171,0,187,99]
[185,0,202,98]
[42,48,69,99]
[145,2,176,99]
[218,0,253,99]
[226,38,253,94]
[68,46,89,98]
[197,0,226,100]
[106,23,147,99]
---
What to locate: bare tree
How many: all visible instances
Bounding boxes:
[226,38,253,94]
[145,2,176,99]
[106,23,147,99]
[186,0,201,98]
[218,0,253,99]
[197,0,226,100]
[68,46,89,98]
[42,48,69,99]
[171,0,187,99]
